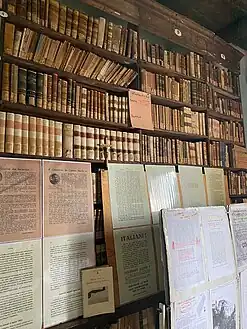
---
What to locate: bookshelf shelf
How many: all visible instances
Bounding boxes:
[3,54,129,94]
[212,85,240,101]
[207,109,243,123]
[209,137,244,146]
[151,95,207,112]
[229,194,247,199]
[45,292,164,329]
[6,15,137,67]
[147,129,207,141]
[1,101,134,131]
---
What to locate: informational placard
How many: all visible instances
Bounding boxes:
[0,158,42,329]
[162,208,206,297]
[43,160,94,236]
[229,204,247,272]
[81,266,115,318]
[43,233,95,327]
[108,164,151,228]
[0,240,42,329]
[200,207,236,281]
[240,269,247,329]
[178,166,206,207]
[0,158,41,242]
[210,281,238,329]
[204,168,226,206]
[113,225,157,305]
[145,165,181,224]
[128,89,153,130]
[173,291,210,329]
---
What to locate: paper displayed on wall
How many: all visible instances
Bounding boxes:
[204,168,226,206]
[108,164,151,228]
[145,165,181,224]
[113,225,157,305]
[210,281,238,329]
[128,89,153,130]
[240,269,247,329]
[81,266,115,318]
[43,160,94,236]
[43,233,95,327]
[229,204,247,272]
[162,208,206,297]
[200,207,236,281]
[178,166,206,207]
[173,291,210,329]
[0,158,41,242]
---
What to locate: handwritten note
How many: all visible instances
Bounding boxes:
[128,89,153,130]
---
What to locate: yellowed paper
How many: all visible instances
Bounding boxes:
[0,158,41,242]
[114,225,157,305]
[43,161,94,236]
[204,168,226,206]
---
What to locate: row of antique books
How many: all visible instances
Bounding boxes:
[208,118,244,144]
[140,38,240,96]
[142,134,208,166]
[110,308,155,329]
[7,0,138,59]
[142,70,210,108]
[213,92,242,118]
[152,105,206,136]
[209,141,231,168]
[0,111,140,161]
[141,70,191,104]
[4,23,137,87]
[2,64,129,124]
[228,171,247,195]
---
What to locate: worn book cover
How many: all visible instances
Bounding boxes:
[81,266,115,318]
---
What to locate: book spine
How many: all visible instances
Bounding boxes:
[28,116,36,155]
[43,119,49,156]
[21,115,29,154]
[13,113,22,154]
[94,128,100,160]
[74,124,81,159]
[110,130,117,161]
[54,121,62,157]
[63,123,73,158]
[72,10,79,39]
[49,120,55,157]
[27,70,37,106]
[99,128,105,160]
[10,64,18,103]
[81,126,87,159]
[36,72,44,107]
[123,131,128,162]
[86,126,95,160]
[2,63,10,101]
[51,73,58,111]
[0,112,6,152]
[5,113,15,154]
[36,117,43,155]
[105,129,111,160]
[133,133,140,162]
[116,131,123,162]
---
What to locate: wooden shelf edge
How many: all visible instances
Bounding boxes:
[144,128,207,141]
[151,95,207,112]
[207,110,243,123]
[1,102,134,131]
[3,54,129,94]
[209,137,245,147]
[229,194,247,199]
[7,14,137,67]
[42,292,165,329]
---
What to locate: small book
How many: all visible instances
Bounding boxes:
[81,266,115,318]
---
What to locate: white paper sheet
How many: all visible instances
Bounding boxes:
[204,168,226,206]
[210,281,238,329]
[145,165,181,224]
[178,166,206,208]
[162,208,206,295]
[200,207,236,281]
[240,269,247,329]
[108,164,151,228]
[43,233,95,328]
[174,291,210,329]
[0,240,42,329]
[229,204,247,272]
[113,225,157,305]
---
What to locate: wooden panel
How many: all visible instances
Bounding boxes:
[81,0,139,25]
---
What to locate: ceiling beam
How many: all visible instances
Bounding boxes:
[218,16,247,49]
